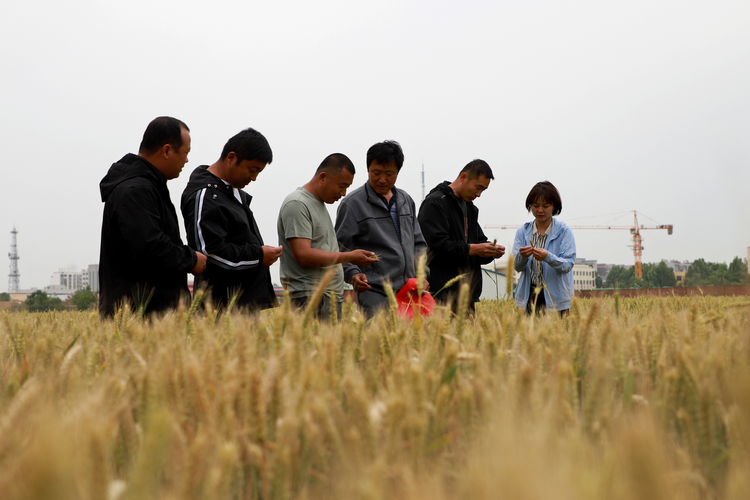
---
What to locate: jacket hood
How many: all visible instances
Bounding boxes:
[427,181,471,207]
[427,181,454,198]
[100,154,166,202]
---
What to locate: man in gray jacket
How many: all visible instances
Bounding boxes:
[335,140,428,316]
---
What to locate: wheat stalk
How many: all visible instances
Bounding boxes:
[506,254,514,300]
[433,273,468,298]
[303,267,336,327]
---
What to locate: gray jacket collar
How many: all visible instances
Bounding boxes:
[364,182,403,210]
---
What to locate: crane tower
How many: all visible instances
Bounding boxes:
[8,227,20,293]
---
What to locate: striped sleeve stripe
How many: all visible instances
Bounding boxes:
[194,188,260,271]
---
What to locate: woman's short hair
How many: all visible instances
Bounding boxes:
[525,181,562,216]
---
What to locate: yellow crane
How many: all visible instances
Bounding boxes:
[484,210,673,279]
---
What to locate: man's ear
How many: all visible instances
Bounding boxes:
[459,171,469,183]
[225,151,238,165]
[161,143,173,159]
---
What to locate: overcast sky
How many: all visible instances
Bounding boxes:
[1,0,749,290]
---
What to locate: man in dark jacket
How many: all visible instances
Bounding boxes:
[181,128,282,312]
[417,159,505,314]
[99,117,207,318]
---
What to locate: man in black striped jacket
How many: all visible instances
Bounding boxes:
[180,128,282,312]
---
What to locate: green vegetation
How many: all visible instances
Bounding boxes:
[604,261,677,288]
[603,257,748,289]
[70,286,98,311]
[23,290,65,312]
[686,257,749,286]
[0,294,749,499]
[0,292,10,301]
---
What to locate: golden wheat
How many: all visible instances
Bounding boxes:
[0,296,747,499]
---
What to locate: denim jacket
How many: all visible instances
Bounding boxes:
[513,218,576,312]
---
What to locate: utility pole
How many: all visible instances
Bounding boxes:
[421,163,425,202]
[8,227,20,293]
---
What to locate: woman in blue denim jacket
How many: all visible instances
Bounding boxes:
[513,181,576,316]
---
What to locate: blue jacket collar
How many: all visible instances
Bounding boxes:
[526,218,564,240]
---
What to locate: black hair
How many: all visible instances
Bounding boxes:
[220,128,273,164]
[460,159,494,180]
[139,116,189,155]
[315,153,355,175]
[525,181,562,216]
[366,140,404,171]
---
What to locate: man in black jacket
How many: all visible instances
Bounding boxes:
[181,128,282,312]
[417,159,505,314]
[99,117,207,318]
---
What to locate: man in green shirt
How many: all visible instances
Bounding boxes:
[277,153,378,318]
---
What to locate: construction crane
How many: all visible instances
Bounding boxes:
[484,210,673,279]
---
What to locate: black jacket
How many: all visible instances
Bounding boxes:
[99,154,197,317]
[418,181,493,304]
[180,166,276,311]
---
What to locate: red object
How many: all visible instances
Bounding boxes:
[395,278,435,319]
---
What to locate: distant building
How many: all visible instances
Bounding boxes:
[573,260,597,291]
[596,264,612,280]
[51,268,84,292]
[674,271,686,285]
[43,284,74,300]
[661,259,690,273]
[577,258,598,269]
[87,264,100,292]
[44,265,98,299]
[9,290,39,302]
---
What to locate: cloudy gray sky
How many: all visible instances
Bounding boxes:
[2,0,749,290]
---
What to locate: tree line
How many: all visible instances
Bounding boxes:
[0,286,98,312]
[602,257,748,289]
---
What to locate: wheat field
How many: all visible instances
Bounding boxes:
[1,293,749,500]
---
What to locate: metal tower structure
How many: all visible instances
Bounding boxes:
[8,227,20,293]
[421,163,425,202]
